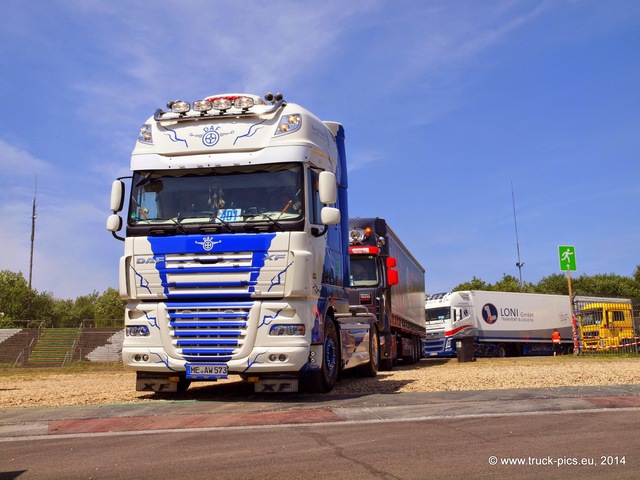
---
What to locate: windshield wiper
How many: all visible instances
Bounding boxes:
[243,213,285,232]
[169,215,188,234]
[198,214,234,233]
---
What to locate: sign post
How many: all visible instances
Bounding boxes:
[558,245,579,355]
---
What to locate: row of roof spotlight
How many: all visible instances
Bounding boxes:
[167,95,258,115]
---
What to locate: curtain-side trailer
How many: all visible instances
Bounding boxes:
[424,291,576,357]
[348,218,426,370]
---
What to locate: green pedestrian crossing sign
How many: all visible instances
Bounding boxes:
[558,245,576,271]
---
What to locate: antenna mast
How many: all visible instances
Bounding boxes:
[511,181,524,287]
[29,176,37,290]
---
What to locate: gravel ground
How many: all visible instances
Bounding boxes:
[1,356,640,408]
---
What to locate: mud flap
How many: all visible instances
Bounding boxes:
[254,378,299,393]
[136,373,179,392]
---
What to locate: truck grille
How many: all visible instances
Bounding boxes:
[162,252,258,297]
[166,301,253,362]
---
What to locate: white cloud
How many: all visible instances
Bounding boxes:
[0,139,52,179]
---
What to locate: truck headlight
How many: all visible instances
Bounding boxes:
[269,324,305,336]
[126,325,150,337]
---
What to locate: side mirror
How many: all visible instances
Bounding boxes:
[321,206,340,225]
[110,180,125,213]
[106,214,123,233]
[318,171,337,205]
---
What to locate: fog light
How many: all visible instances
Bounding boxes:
[193,99,212,112]
[234,96,255,109]
[275,114,302,136]
[212,98,232,110]
[134,354,141,362]
[138,124,152,144]
[278,354,287,362]
[169,100,190,113]
[269,354,277,362]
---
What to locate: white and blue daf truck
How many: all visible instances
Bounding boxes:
[107,92,377,393]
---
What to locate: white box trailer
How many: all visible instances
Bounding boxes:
[424,291,576,357]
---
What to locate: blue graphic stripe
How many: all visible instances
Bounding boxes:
[163,280,258,288]
[184,356,232,362]
[148,233,276,253]
[147,233,276,299]
[163,267,260,274]
[177,339,239,346]
[165,301,253,309]
[182,348,235,355]
[169,311,248,319]
[172,329,244,336]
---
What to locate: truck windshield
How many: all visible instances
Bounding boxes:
[350,255,378,287]
[425,307,450,323]
[128,163,303,227]
[579,310,602,326]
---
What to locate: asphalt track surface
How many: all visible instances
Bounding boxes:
[1,384,639,479]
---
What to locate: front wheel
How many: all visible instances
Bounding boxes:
[301,319,339,393]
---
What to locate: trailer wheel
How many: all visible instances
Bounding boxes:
[497,344,508,358]
[301,319,339,393]
[402,337,418,365]
[359,327,379,378]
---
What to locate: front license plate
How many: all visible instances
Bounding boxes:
[186,363,228,379]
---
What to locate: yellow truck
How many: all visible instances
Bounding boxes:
[576,298,635,351]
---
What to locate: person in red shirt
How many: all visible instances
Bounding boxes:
[551,328,562,356]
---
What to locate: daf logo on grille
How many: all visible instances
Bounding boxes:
[195,236,222,251]
[136,257,157,264]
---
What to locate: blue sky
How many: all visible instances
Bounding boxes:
[1,0,639,299]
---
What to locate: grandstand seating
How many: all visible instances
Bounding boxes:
[0,328,124,367]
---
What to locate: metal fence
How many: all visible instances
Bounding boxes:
[573,297,640,355]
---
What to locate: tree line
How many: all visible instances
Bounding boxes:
[2,266,640,329]
[0,270,124,328]
[450,266,640,299]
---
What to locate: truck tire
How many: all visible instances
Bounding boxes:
[380,356,393,371]
[301,319,339,393]
[402,337,418,365]
[497,344,508,358]
[177,376,191,393]
[359,327,379,378]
